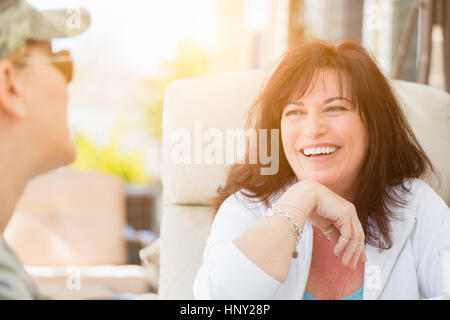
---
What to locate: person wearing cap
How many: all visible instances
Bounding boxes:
[0,0,90,299]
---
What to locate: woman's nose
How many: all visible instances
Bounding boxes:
[302,113,327,138]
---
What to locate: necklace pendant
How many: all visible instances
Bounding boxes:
[292,250,298,259]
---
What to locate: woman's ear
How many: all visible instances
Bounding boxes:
[0,60,27,119]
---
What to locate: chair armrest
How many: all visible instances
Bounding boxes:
[25,265,157,300]
[139,238,160,292]
[140,238,160,267]
[134,293,159,300]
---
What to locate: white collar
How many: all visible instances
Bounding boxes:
[363,213,417,299]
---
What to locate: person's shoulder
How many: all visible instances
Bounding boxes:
[0,235,35,299]
[404,178,445,203]
[399,178,449,217]
[209,190,268,235]
[220,189,268,214]
[0,235,17,267]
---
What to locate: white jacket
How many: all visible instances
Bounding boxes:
[193,178,450,300]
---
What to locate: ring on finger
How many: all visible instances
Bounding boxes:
[323,227,334,235]
[339,237,349,243]
[358,240,364,246]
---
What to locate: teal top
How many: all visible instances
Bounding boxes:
[303,286,364,300]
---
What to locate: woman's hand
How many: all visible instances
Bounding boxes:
[275,180,367,270]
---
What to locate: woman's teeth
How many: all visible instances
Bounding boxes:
[302,146,338,157]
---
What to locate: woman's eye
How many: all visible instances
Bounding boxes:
[326,106,346,112]
[285,110,304,116]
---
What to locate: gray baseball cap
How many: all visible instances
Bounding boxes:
[0,0,91,59]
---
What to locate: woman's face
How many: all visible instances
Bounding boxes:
[280,69,368,199]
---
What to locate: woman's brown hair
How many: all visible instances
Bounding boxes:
[212,39,438,250]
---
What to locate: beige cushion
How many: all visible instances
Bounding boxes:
[159,205,212,299]
[160,71,450,299]
[393,81,450,200]
[5,169,128,265]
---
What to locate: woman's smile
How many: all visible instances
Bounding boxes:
[298,146,342,163]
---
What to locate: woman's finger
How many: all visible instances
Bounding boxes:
[358,223,368,263]
[333,214,352,257]
[349,233,366,269]
[341,216,359,267]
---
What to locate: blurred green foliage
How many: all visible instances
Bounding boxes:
[70,132,149,183]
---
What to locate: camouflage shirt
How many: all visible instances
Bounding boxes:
[0,234,40,299]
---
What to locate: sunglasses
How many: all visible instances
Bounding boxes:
[11,50,74,83]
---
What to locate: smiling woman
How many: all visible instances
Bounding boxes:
[281,69,368,200]
[193,38,450,300]
[213,39,437,251]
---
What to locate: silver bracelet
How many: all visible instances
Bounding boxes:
[275,201,309,220]
[278,214,300,239]
[266,207,303,240]
[266,207,303,259]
